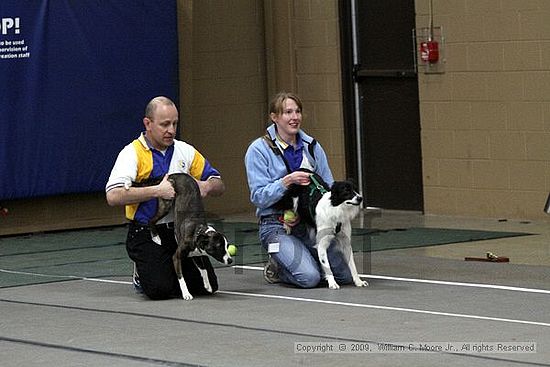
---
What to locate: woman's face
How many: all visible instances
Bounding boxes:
[271,98,302,143]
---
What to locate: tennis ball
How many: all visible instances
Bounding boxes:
[283,210,296,222]
[227,244,237,256]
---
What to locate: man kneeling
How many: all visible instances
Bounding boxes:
[105,96,225,299]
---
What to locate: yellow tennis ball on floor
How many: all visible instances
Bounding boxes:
[283,210,296,222]
[228,244,237,256]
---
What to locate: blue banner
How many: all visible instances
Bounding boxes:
[0,1,179,200]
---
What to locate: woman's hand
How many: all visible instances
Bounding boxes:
[282,171,311,188]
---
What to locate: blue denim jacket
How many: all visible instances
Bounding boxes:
[244,123,334,218]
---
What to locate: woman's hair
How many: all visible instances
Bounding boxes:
[269,92,303,116]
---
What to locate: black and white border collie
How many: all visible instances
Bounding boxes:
[279,169,369,289]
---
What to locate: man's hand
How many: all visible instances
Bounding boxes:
[106,175,175,207]
[156,175,176,199]
[196,177,225,198]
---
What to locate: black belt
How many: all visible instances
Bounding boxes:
[130,221,174,230]
[156,222,174,230]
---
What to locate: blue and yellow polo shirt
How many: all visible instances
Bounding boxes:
[106,133,221,224]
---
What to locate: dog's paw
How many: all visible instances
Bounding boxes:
[182,292,194,301]
[283,224,292,235]
[325,275,340,289]
[354,279,369,287]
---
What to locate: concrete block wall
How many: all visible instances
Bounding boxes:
[416,0,550,220]
[292,0,347,180]
[179,0,267,215]
[263,0,345,180]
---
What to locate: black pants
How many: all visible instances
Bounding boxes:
[126,222,218,300]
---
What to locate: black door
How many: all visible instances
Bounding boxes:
[340,0,423,211]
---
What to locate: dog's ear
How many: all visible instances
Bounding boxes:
[345,177,359,191]
[193,224,208,243]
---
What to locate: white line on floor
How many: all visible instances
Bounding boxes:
[218,290,550,328]
[4,266,550,296]
[235,265,550,295]
[3,267,549,328]
[0,268,126,284]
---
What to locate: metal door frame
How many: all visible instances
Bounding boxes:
[339,0,423,211]
[339,0,362,189]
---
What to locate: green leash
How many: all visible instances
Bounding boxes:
[306,174,328,220]
[309,174,327,195]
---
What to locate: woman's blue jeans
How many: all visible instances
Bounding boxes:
[259,216,353,288]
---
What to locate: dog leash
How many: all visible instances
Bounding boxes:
[304,175,328,220]
[309,175,328,195]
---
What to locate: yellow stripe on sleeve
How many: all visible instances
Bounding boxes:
[125,140,153,220]
[133,140,153,181]
[189,150,206,180]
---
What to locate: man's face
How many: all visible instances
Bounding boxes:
[143,104,178,150]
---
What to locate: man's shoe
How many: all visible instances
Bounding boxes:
[132,263,144,294]
[263,257,280,284]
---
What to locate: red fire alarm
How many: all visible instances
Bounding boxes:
[420,40,439,63]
